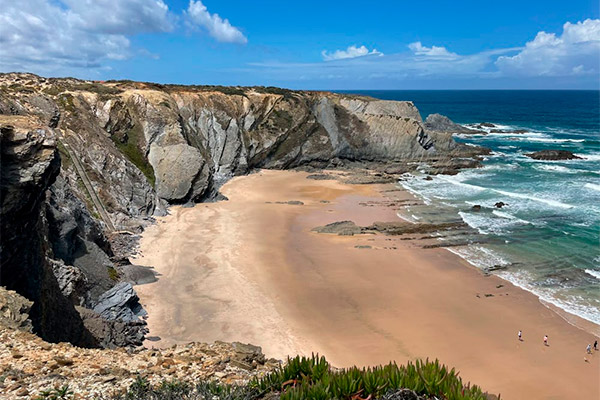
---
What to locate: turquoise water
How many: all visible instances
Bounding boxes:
[343,90,600,324]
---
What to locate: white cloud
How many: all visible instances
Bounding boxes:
[186,0,247,44]
[322,45,383,61]
[496,19,600,76]
[0,0,173,75]
[408,42,457,58]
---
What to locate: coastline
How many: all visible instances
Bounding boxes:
[133,169,600,399]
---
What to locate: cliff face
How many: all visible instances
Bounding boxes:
[0,73,486,348]
[0,122,98,346]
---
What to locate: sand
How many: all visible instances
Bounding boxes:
[134,170,600,399]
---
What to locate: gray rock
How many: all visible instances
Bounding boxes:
[526,150,582,160]
[312,221,362,236]
[93,282,147,323]
[425,113,482,134]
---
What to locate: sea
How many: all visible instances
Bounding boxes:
[341,90,600,326]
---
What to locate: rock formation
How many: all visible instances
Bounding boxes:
[526,150,582,160]
[0,73,488,349]
[424,113,483,134]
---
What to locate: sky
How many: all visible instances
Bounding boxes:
[0,0,599,89]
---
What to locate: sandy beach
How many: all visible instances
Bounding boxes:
[134,169,599,400]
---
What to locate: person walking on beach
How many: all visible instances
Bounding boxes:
[543,335,548,346]
[594,340,598,351]
[518,330,522,341]
[587,344,592,354]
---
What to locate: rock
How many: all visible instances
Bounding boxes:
[477,122,496,128]
[0,123,97,347]
[526,150,582,160]
[0,288,33,332]
[381,388,419,400]
[306,174,335,180]
[312,221,362,236]
[367,221,467,235]
[424,113,483,134]
[92,282,146,323]
[424,175,433,181]
[231,342,265,366]
[494,202,507,208]
[77,307,148,348]
[472,205,482,211]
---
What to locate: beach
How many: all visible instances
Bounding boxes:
[134,169,600,400]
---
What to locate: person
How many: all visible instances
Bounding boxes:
[518,330,522,341]
[544,335,548,346]
[587,344,592,354]
[594,340,598,351]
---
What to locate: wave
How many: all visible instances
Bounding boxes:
[584,183,600,192]
[492,210,530,225]
[439,175,575,209]
[584,269,600,280]
[519,137,586,143]
[576,153,600,161]
[534,164,578,174]
[496,270,600,325]
[491,188,574,209]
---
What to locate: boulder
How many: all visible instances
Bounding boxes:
[494,202,507,208]
[92,282,147,323]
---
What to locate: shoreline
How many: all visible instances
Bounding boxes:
[133,169,599,399]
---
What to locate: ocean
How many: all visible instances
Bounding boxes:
[342,90,600,325]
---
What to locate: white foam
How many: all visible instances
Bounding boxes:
[576,153,600,161]
[437,175,486,192]
[534,164,577,174]
[584,269,600,280]
[584,183,600,192]
[497,270,600,325]
[439,175,575,209]
[519,137,585,143]
[492,210,530,224]
[446,245,510,269]
[491,188,574,209]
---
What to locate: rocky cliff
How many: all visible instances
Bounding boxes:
[0,73,487,348]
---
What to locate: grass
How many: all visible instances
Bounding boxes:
[88,355,498,400]
[107,266,119,281]
[56,140,73,170]
[110,123,155,187]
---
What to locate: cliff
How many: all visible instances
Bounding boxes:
[0,73,487,348]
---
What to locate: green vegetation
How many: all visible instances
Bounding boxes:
[35,385,74,400]
[271,109,294,129]
[110,124,155,187]
[107,266,119,281]
[104,356,497,400]
[57,93,76,113]
[56,140,73,170]
[42,86,64,96]
[251,355,494,400]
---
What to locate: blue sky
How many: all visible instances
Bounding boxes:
[1,0,599,89]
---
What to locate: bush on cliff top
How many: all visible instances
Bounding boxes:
[99,355,498,400]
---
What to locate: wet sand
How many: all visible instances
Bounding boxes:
[134,170,599,399]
